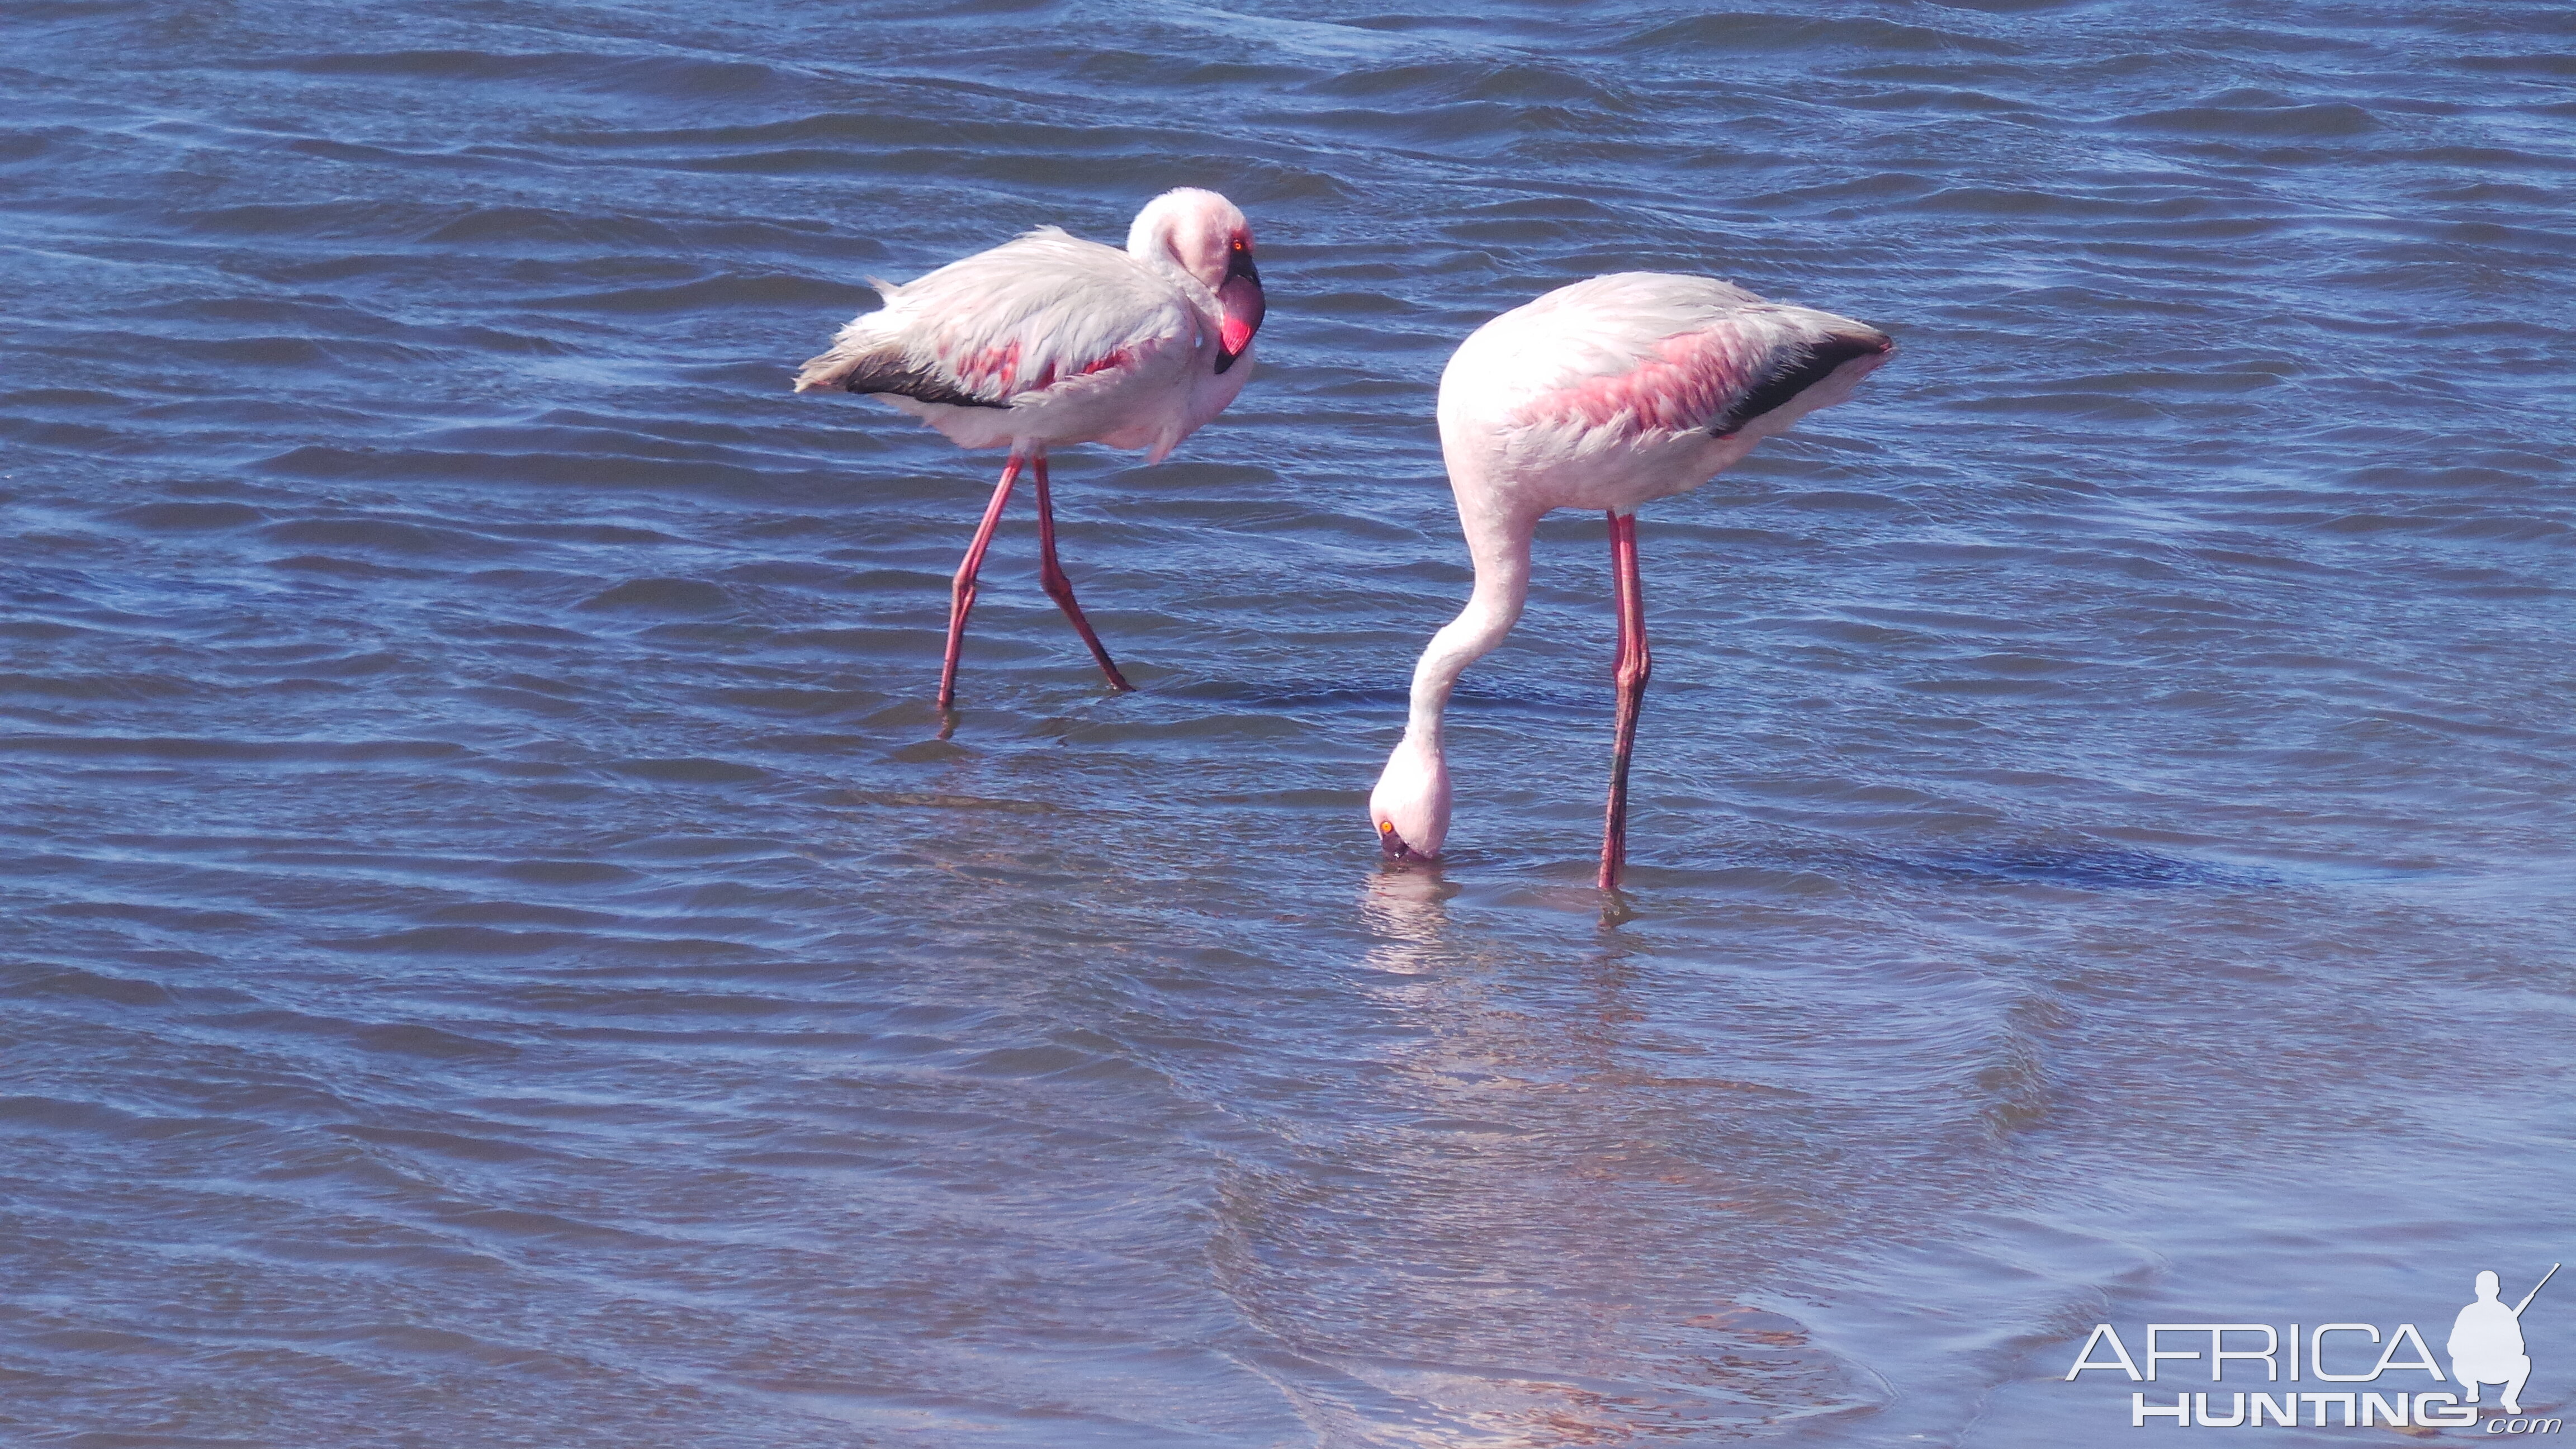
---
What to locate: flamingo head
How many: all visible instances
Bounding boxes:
[1368,731,1451,864]
[1128,187,1265,374]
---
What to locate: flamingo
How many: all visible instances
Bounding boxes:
[794,188,1266,708]
[1367,272,1894,890]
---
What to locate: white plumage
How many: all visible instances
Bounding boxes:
[1371,272,1894,888]
[795,188,1266,707]
[1438,272,1893,514]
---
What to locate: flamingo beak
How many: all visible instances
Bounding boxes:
[1214,245,1263,375]
[1376,819,1417,861]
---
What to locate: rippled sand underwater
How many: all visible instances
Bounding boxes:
[4,1,2573,1445]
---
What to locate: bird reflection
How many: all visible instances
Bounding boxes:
[1356,861,1462,976]
[1219,867,1875,1445]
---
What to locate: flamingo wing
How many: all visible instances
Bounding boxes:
[1474,273,1890,439]
[795,227,1190,406]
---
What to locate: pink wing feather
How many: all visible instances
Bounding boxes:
[1476,273,1888,439]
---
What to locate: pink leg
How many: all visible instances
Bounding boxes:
[939,453,1024,710]
[1599,510,1651,891]
[1031,451,1133,693]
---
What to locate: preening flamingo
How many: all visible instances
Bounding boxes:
[1368,272,1893,889]
[795,188,1266,708]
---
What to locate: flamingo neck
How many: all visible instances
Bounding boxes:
[1401,501,1535,750]
[1126,219,1211,301]
[1371,491,1533,858]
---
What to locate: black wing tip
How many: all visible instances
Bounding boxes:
[836,356,1011,410]
[1710,330,1891,437]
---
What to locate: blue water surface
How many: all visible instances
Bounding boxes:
[3,1,2572,1444]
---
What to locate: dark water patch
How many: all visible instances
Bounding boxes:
[2123,94,2380,139]
[253,444,773,494]
[1906,845,2281,891]
[322,926,593,956]
[0,1095,244,1140]
[45,327,441,378]
[0,964,180,1007]
[42,899,269,932]
[171,199,476,243]
[106,500,268,531]
[0,671,202,702]
[577,577,735,614]
[1307,60,1637,112]
[240,48,790,103]
[414,205,690,251]
[605,756,772,785]
[1629,12,2026,57]
[1159,678,1414,712]
[1839,86,2044,116]
[0,735,473,764]
[815,789,1069,816]
[524,271,859,314]
[2455,51,2576,78]
[349,1023,522,1062]
[327,1123,558,1165]
[259,518,517,558]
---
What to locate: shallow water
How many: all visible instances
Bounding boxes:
[4,1,2573,1444]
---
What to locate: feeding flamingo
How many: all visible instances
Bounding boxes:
[794,188,1266,708]
[1368,272,1894,889]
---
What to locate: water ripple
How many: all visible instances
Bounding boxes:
[4,1,2572,1445]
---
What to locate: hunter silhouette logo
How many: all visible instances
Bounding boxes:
[2062,1263,2560,1429]
[2453,1264,2555,1415]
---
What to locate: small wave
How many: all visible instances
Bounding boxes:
[2124,97,2379,139]
[1627,12,2025,57]
[243,48,790,102]
[1914,846,2281,891]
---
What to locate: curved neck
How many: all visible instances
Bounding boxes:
[1404,499,1535,750]
[1126,222,1176,273]
[1128,220,1209,296]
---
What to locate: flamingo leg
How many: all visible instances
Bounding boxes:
[1031,450,1134,693]
[939,452,1025,711]
[1599,510,1651,890]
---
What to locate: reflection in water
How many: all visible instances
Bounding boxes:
[1209,873,1881,1445]
[1358,865,1463,976]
